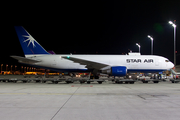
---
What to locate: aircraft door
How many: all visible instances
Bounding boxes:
[51,59,57,67]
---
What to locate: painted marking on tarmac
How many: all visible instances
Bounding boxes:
[0,93,27,95]
[0,92,96,96]
[0,92,178,97]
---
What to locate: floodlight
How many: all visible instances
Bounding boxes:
[169,21,173,24]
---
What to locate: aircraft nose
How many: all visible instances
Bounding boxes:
[169,62,174,69]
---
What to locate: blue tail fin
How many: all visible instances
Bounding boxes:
[14,26,49,57]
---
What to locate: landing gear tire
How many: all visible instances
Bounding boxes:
[129,81,134,84]
[66,81,70,84]
[54,81,58,84]
[153,81,159,83]
[90,75,99,79]
[80,81,85,84]
[66,81,73,84]
[119,81,123,84]
[98,81,102,84]
[87,81,90,84]
[142,81,148,83]
[125,81,129,84]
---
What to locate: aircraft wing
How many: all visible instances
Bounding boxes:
[11,56,41,64]
[62,56,109,70]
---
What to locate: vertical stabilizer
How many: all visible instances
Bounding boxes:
[14,26,49,57]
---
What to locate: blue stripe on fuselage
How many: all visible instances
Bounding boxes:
[23,63,166,73]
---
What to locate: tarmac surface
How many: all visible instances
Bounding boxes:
[0,81,180,120]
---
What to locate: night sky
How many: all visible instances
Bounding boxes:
[1,1,180,69]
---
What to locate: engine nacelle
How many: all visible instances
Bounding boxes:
[102,66,127,76]
[111,66,127,76]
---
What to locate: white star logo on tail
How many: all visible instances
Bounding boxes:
[23,35,36,48]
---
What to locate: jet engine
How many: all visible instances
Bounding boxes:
[101,66,127,76]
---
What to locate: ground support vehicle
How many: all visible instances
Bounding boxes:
[140,79,161,83]
[170,79,180,83]
[114,79,136,84]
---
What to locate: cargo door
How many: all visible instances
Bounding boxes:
[51,57,57,67]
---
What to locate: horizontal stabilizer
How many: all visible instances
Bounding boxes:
[11,56,41,64]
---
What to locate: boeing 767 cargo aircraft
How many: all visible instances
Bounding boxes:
[11,26,174,78]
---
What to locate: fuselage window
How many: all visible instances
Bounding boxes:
[165,60,169,62]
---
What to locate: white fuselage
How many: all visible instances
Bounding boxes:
[26,54,174,73]
[14,26,174,74]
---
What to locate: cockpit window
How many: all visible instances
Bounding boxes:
[165,60,169,62]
